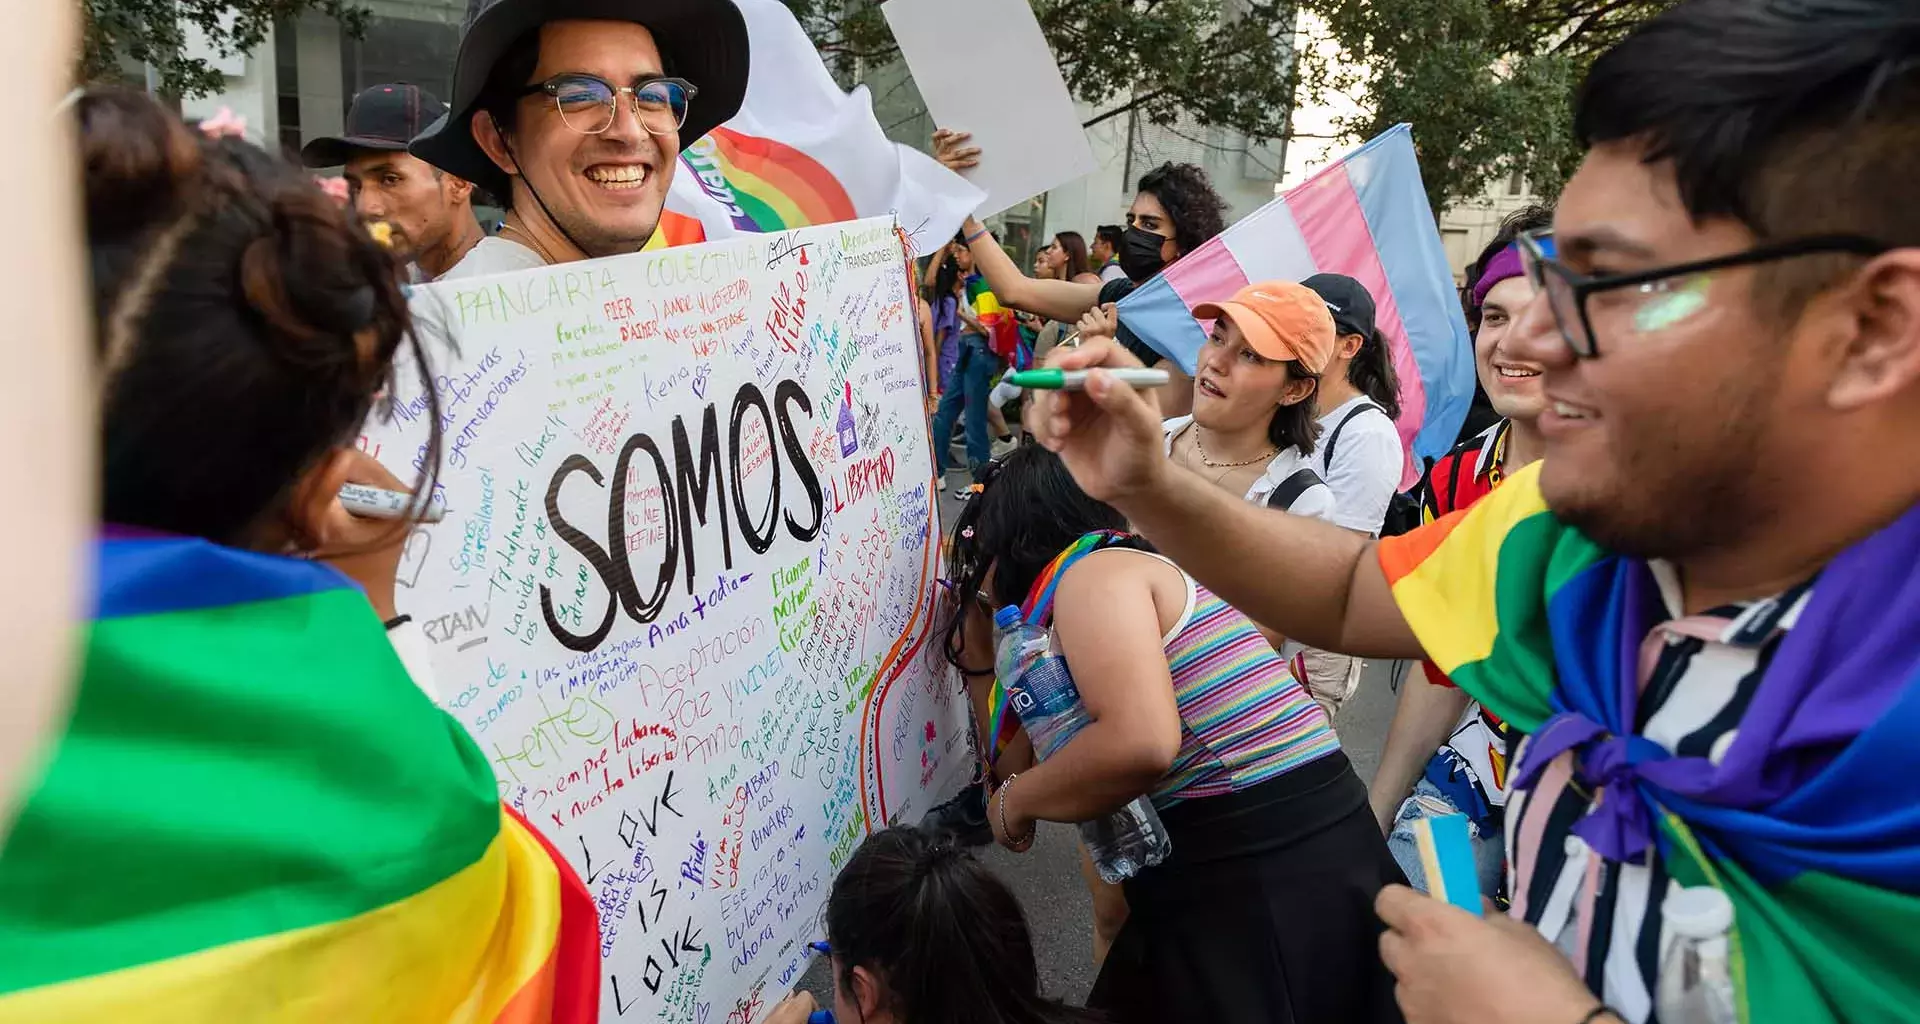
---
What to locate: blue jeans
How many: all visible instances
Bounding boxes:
[930,334,997,477]
[1386,777,1505,898]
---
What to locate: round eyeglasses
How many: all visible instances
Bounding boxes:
[518,74,696,136]
[1516,228,1890,358]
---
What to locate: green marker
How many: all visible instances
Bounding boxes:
[1005,368,1171,391]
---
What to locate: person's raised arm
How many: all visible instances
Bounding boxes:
[1030,338,1422,659]
[921,250,943,292]
[992,553,1184,844]
[1368,673,1471,833]
[959,215,1104,322]
[916,297,940,395]
[932,130,1105,322]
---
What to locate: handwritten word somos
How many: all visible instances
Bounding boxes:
[540,380,824,652]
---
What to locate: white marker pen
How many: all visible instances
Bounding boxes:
[339,483,448,524]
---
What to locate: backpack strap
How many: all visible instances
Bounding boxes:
[1265,467,1326,511]
[1322,401,1388,469]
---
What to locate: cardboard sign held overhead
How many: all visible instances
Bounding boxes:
[883,0,1098,217]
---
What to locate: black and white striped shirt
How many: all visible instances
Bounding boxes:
[1503,562,1813,1022]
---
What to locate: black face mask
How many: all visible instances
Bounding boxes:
[1119,225,1171,281]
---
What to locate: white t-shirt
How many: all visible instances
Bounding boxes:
[1313,395,1404,534]
[1099,262,1129,284]
[438,236,548,280]
[1161,416,1337,522]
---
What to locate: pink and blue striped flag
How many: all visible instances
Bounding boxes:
[1117,125,1474,483]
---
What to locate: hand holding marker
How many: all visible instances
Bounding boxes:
[339,483,447,524]
[1006,368,1170,391]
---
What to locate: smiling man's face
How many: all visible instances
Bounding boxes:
[1504,140,1797,558]
[1474,275,1546,423]
[491,20,677,256]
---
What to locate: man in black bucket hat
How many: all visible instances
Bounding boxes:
[302,83,485,281]
[411,0,749,277]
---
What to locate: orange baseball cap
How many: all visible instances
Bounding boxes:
[1192,281,1337,374]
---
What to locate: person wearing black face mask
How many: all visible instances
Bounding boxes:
[1118,222,1174,280]
[935,131,1228,416]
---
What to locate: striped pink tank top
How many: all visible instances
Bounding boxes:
[1136,554,1341,804]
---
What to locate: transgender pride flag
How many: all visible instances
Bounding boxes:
[1118,125,1474,480]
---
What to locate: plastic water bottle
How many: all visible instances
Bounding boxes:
[1655,886,1738,1024]
[994,607,1172,882]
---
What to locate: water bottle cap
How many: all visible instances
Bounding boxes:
[1662,885,1733,938]
[994,605,1022,630]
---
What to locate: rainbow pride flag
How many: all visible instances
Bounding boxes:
[663,0,982,257]
[1378,463,1920,1023]
[967,275,1028,370]
[0,530,599,1022]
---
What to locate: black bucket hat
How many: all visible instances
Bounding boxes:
[409,0,750,199]
[300,83,447,168]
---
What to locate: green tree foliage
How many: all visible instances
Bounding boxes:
[1313,0,1678,206]
[785,0,1302,139]
[789,0,1675,208]
[79,0,368,98]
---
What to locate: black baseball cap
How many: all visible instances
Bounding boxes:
[1301,273,1378,339]
[300,83,448,168]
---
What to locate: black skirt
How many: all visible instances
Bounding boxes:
[1086,752,1406,1024]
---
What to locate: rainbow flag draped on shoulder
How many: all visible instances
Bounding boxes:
[1377,463,1920,1023]
[0,530,599,1023]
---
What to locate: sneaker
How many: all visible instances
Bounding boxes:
[991,435,1018,459]
[918,781,992,846]
[936,474,947,492]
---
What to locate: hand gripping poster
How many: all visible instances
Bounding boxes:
[362,217,971,1023]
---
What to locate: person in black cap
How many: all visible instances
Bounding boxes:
[1284,273,1407,723]
[410,0,748,278]
[301,83,485,281]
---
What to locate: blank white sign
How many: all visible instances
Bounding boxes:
[883,0,1098,218]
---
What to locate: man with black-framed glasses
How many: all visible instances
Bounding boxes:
[412,0,749,277]
[1029,0,1920,1020]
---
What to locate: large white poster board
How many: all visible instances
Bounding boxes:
[883,0,1097,217]
[364,217,971,1023]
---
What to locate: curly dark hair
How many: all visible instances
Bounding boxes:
[1136,162,1228,258]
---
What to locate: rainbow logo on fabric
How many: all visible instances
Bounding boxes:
[681,127,857,232]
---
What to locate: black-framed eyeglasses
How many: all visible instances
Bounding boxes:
[1517,228,1890,358]
[518,74,696,137]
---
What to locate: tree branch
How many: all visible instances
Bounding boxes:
[1083,89,1167,129]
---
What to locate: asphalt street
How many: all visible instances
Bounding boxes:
[798,476,1402,1009]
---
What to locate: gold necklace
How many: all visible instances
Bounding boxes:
[1193,425,1276,468]
[499,220,558,266]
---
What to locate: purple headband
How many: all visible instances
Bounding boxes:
[1471,244,1525,308]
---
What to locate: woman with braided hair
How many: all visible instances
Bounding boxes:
[0,88,599,1021]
